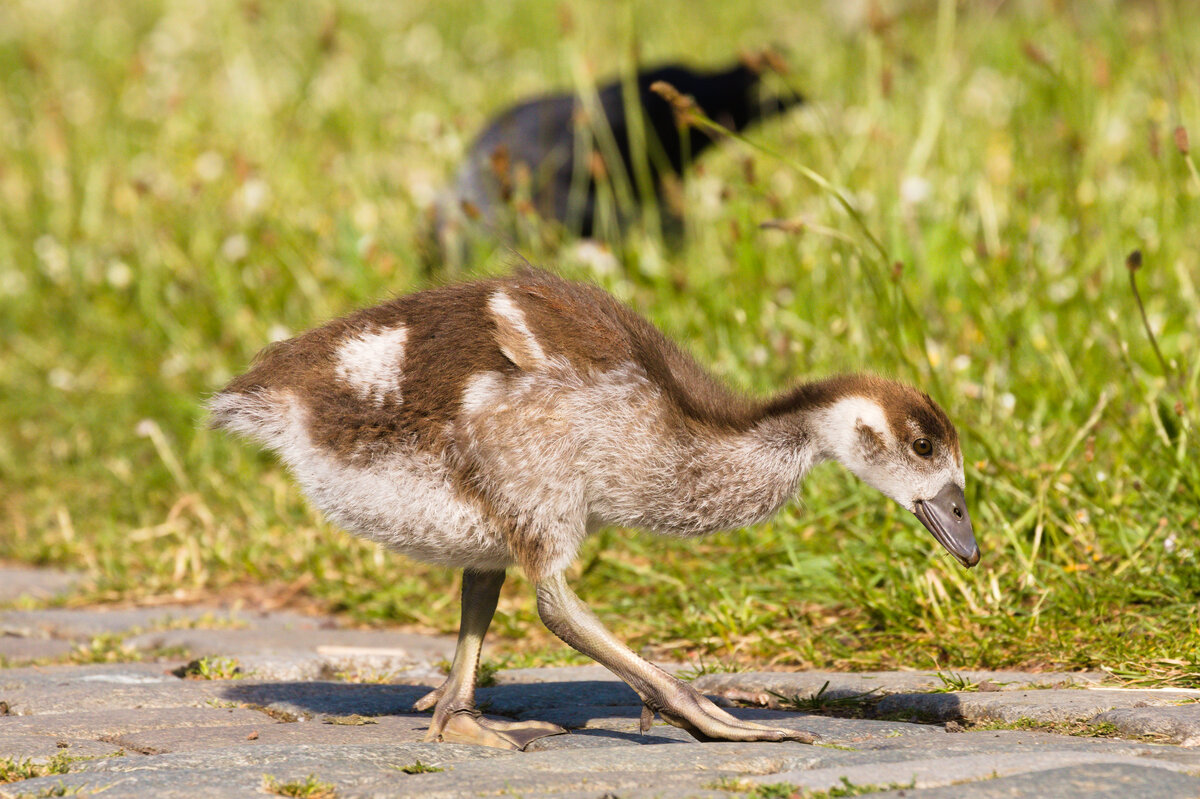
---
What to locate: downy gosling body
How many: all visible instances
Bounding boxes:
[210,268,979,750]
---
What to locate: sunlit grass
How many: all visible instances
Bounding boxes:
[0,0,1197,681]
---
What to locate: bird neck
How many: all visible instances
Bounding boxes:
[645,421,817,536]
[588,376,875,536]
[753,376,891,469]
[656,389,862,535]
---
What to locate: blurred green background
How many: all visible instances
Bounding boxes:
[0,0,1197,680]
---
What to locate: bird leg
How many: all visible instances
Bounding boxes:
[535,572,817,744]
[414,569,566,750]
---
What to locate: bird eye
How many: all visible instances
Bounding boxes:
[912,438,933,457]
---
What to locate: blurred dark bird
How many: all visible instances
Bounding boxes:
[428,57,803,269]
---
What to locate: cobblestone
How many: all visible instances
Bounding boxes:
[2,593,1198,798]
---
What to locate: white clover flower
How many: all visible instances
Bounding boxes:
[195,151,224,182]
[106,260,133,289]
[900,175,932,206]
[221,234,249,261]
[237,179,270,216]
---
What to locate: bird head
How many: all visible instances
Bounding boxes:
[815,381,979,568]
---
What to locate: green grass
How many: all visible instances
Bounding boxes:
[322,714,377,726]
[1,1,1198,678]
[262,774,337,799]
[677,657,746,681]
[66,632,140,665]
[393,760,443,775]
[932,671,980,693]
[172,655,243,680]
[770,681,881,714]
[0,752,122,787]
[709,776,913,798]
[964,717,1166,741]
[0,755,72,785]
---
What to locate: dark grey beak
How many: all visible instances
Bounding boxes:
[913,483,979,568]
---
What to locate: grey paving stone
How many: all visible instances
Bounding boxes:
[751,750,1200,792]
[11,754,1198,799]
[0,770,264,799]
[514,707,703,749]
[0,663,219,711]
[0,663,232,714]
[517,704,940,745]
[476,679,642,714]
[541,789,729,799]
[485,664,616,685]
[0,706,268,739]
[362,663,448,686]
[340,740,829,799]
[1096,702,1200,746]
[875,688,1195,724]
[527,726,691,750]
[0,567,80,603]
[5,724,1198,799]
[368,768,725,799]
[694,670,1106,708]
[452,739,824,774]
[1,743,511,799]
[733,730,1200,795]
[110,714,431,754]
[671,727,1200,782]
[1136,745,1200,769]
[232,652,330,681]
[67,742,510,774]
[0,733,127,759]
[126,625,455,666]
[735,708,943,745]
[0,607,231,639]
[222,648,448,682]
[1,764,704,799]
[492,663,683,684]
[0,663,431,718]
[516,703,655,729]
[868,762,1200,799]
[319,647,447,682]
[0,604,454,662]
[4,645,1199,799]
[0,636,75,663]
[423,740,935,797]
[852,728,1200,759]
[220,680,434,719]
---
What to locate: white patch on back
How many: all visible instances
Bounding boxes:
[488,290,548,369]
[335,326,408,405]
[206,389,511,571]
[461,371,505,415]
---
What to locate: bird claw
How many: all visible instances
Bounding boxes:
[640,703,655,733]
[413,684,445,712]
[652,682,818,744]
[663,709,818,744]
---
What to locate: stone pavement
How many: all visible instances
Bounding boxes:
[1,572,1199,797]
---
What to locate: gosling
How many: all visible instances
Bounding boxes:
[209,268,979,750]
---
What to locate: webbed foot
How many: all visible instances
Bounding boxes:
[645,684,817,743]
[426,710,566,750]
